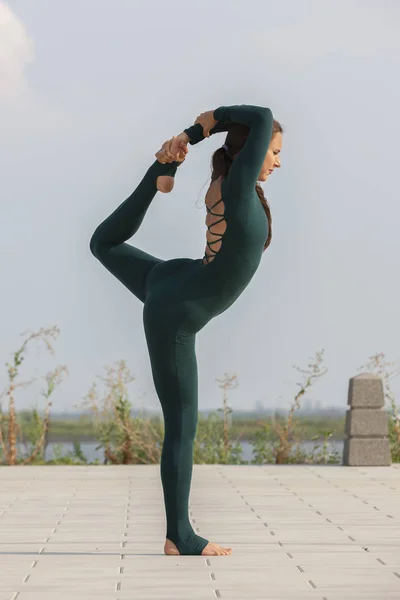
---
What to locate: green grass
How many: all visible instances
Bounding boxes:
[31,414,347,443]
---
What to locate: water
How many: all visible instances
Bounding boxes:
[41,438,344,464]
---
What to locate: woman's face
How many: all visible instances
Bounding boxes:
[257,132,282,182]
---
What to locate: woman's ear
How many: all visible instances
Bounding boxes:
[157,176,175,193]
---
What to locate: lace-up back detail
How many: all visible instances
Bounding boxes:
[202,178,227,265]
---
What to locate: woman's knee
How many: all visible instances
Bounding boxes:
[89,232,99,257]
[89,229,110,261]
[90,229,107,259]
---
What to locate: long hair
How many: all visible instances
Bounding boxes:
[210,120,283,251]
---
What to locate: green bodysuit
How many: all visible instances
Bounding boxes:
[90,105,273,555]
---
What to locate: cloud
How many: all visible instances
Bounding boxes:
[0,2,34,101]
[0,2,70,139]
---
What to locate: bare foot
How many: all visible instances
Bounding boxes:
[164,538,232,556]
[200,541,232,556]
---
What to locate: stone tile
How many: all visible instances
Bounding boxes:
[1,464,399,599]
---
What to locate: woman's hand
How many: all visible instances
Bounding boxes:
[155,135,188,164]
[194,110,218,137]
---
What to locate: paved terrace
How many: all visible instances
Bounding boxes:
[0,464,399,600]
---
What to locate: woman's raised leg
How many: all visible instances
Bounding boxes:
[89,159,182,302]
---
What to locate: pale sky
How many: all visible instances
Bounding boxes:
[1,0,400,415]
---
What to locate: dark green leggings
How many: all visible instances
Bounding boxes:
[90,107,271,555]
[89,159,235,556]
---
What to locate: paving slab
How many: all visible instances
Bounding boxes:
[0,464,399,599]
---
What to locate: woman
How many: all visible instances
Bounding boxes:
[90,105,283,556]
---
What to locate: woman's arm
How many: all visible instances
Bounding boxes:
[182,121,230,146]
[169,104,273,195]
[213,105,274,195]
[183,105,273,196]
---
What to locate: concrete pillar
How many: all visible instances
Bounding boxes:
[343,373,391,466]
